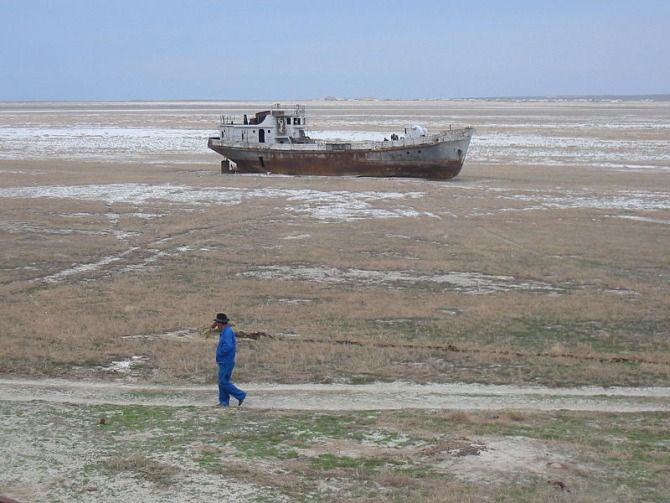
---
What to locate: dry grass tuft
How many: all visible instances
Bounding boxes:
[106,455,179,485]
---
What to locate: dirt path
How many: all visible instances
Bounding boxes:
[1,377,669,412]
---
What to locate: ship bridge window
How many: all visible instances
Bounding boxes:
[293,118,301,125]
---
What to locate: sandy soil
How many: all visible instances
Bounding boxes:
[1,377,668,412]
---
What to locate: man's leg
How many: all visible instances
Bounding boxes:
[218,363,231,406]
[228,382,246,404]
[220,363,246,405]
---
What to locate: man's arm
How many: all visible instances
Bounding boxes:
[216,327,235,360]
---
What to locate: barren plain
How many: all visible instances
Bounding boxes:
[1,99,669,502]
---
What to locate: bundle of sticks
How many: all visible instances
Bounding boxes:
[201,325,274,340]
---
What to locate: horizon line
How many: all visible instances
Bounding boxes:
[1,93,670,104]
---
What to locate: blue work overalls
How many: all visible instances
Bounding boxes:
[216,325,246,406]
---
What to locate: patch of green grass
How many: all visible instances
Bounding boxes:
[390,465,443,480]
[235,436,300,460]
[220,412,382,459]
[195,448,220,468]
[307,412,376,439]
[312,453,393,470]
[97,404,177,430]
[307,415,391,447]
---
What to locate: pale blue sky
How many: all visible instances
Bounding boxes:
[1,0,668,100]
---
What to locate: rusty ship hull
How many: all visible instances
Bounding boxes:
[208,128,473,180]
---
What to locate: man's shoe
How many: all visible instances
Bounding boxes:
[217,403,230,408]
[238,395,246,407]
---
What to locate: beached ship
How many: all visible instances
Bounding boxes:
[207,104,473,180]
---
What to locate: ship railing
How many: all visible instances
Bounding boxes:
[271,103,305,116]
[219,114,237,125]
[217,105,306,126]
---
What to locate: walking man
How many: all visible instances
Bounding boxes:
[212,313,246,407]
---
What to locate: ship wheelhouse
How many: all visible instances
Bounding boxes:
[217,104,309,145]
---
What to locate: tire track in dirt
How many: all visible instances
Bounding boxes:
[1,378,669,412]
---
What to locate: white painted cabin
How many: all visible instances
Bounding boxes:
[217,104,311,145]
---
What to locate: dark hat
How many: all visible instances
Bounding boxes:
[214,313,229,324]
